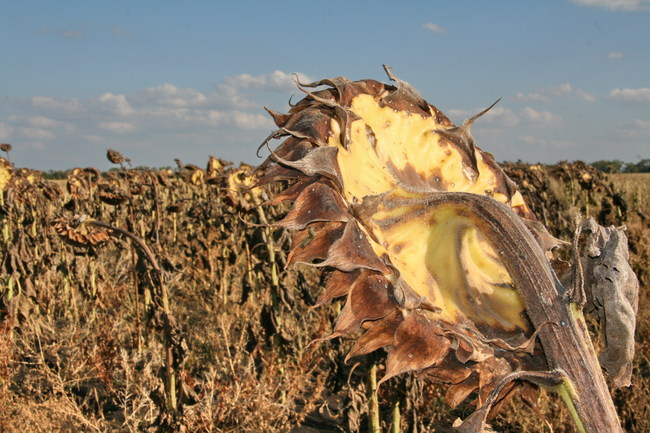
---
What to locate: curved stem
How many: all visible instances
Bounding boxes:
[374,192,623,433]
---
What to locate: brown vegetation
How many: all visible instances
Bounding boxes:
[0,153,647,432]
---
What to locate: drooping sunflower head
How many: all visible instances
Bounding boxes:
[259,66,553,409]
[0,157,12,190]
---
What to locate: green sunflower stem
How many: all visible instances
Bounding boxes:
[554,381,586,433]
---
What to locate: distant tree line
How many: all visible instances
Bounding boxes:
[591,159,650,174]
[41,166,173,180]
[43,170,69,180]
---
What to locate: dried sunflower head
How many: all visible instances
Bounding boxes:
[0,157,13,190]
[259,67,548,408]
[259,67,632,433]
[66,167,102,200]
[225,164,262,210]
[97,183,130,205]
[206,156,230,184]
[52,215,111,248]
[107,149,126,165]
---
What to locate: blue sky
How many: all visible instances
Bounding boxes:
[1,0,648,171]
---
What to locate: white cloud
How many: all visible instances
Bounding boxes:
[99,121,135,133]
[449,105,561,131]
[1,69,314,168]
[571,0,650,11]
[228,111,273,130]
[20,141,46,151]
[633,119,650,129]
[481,107,521,128]
[513,83,595,102]
[0,123,14,140]
[548,83,596,101]
[422,23,447,34]
[618,119,650,139]
[606,87,650,103]
[517,135,573,149]
[513,92,550,102]
[25,116,59,128]
[24,116,75,132]
[30,96,81,112]
[112,26,129,36]
[518,135,548,146]
[223,70,312,91]
[521,107,563,127]
[134,84,207,108]
[449,106,520,128]
[96,93,135,116]
[608,52,625,60]
[20,127,55,140]
[446,108,471,118]
[6,115,76,138]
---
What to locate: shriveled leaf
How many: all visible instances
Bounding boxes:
[315,220,390,273]
[581,217,639,388]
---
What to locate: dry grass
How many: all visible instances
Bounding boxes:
[0,157,647,432]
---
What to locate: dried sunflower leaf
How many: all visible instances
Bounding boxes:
[581,217,639,388]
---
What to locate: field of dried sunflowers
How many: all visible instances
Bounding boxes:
[0,84,648,432]
[0,152,647,433]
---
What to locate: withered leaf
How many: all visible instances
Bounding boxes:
[580,218,639,388]
[453,370,566,433]
[270,145,342,185]
[287,222,345,266]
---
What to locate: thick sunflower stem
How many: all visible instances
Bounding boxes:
[446,193,624,433]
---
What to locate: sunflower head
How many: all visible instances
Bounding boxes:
[257,66,562,415]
